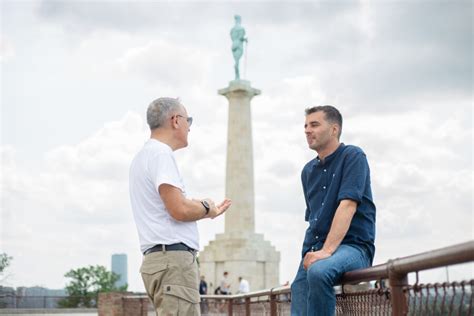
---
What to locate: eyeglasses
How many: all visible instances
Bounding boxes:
[173,115,193,127]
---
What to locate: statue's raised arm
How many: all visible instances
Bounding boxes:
[230,15,247,80]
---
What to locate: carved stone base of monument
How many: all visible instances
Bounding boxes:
[198,79,280,294]
[199,232,280,294]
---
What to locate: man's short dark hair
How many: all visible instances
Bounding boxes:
[305,105,343,139]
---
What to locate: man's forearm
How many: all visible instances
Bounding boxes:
[159,184,208,221]
[159,184,230,222]
[178,199,208,221]
[321,200,357,255]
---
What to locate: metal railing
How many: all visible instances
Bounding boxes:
[200,241,474,316]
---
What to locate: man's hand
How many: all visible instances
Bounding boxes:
[303,249,331,270]
[207,198,232,219]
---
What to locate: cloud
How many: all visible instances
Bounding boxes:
[0,37,15,62]
[35,1,357,35]
[1,112,148,288]
[345,108,472,256]
[116,40,215,87]
[246,2,472,119]
[37,1,158,33]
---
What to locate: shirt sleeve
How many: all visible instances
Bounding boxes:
[301,166,310,221]
[148,152,183,192]
[337,150,369,204]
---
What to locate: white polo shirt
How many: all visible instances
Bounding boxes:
[129,139,199,253]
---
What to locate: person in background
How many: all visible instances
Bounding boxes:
[199,275,209,314]
[199,275,208,295]
[220,271,231,295]
[238,276,250,294]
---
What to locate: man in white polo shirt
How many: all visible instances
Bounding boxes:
[129,97,231,315]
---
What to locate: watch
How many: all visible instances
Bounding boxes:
[201,200,210,215]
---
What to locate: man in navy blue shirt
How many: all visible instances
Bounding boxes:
[290,105,376,316]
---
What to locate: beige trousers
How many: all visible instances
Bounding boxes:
[141,250,201,316]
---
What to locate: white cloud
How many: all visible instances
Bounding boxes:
[116,40,216,88]
[1,113,148,289]
[0,37,15,62]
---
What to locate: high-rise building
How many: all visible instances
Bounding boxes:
[111,254,128,288]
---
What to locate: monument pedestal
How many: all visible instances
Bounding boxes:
[198,80,280,293]
[199,232,280,294]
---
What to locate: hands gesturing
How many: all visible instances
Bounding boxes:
[202,198,232,219]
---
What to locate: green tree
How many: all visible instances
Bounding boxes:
[0,253,13,284]
[59,265,127,308]
[0,253,13,307]
[0,253,12,274]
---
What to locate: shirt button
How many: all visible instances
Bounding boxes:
[315,236,319,239]
[324,169,327,172]
[323,186,326,189]
[322,202,325,206]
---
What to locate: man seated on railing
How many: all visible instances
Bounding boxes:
[291,105,376,316]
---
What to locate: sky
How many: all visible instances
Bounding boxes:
[1,0,472,292]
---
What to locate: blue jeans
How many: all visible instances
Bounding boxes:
[290,244,370,316]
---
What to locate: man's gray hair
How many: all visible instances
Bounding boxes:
[147,97,182,130]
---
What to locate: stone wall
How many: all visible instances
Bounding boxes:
[98,292,149,316]
[123,296,149,316]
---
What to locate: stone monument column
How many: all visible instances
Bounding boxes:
[198,15,280,295]
[198,79,279,294]
[219,80,260,234]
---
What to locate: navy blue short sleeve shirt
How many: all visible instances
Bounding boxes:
[301,144,376,262]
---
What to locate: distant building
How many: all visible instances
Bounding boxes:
[0,286,66,308]
[0,286,16,308]
[111,254,128,288]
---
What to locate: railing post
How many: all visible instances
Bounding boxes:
[270,292,277,316]
[228,297,233,316]
[388,259,409,316]
[245,297,251,315]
